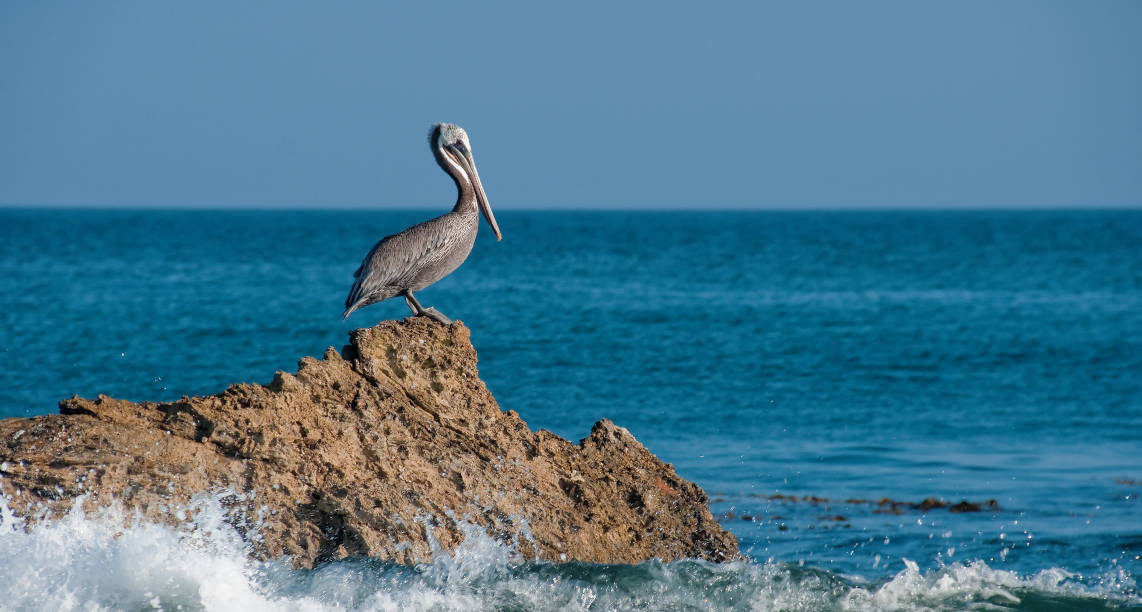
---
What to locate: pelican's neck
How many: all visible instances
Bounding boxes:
[435,146,476,214]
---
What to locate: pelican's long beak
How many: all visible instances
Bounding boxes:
[460,149,501,241]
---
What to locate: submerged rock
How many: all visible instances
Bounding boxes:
[0,318,739,568]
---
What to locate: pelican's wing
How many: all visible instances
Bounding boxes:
[342,218,456,318]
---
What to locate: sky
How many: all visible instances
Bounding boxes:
[1,1,1139,209]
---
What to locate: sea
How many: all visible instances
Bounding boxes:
[0,208,1139,611]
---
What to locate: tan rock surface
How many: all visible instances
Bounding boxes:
[0,318,739,568]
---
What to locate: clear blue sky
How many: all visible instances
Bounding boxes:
[2,1,1139,209]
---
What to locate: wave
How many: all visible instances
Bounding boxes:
[0,494,1136,611]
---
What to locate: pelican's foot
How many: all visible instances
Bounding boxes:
[419,307,453,325]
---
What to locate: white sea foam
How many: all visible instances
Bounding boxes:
[840,558,1076,611]
[0,493,318,611]
[0,493,1133,611]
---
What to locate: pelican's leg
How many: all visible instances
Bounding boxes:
[401,292,420,316]
[402,291,453,325]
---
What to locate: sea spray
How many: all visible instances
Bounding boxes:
[2,493,1136,611]
[0,493,310,611]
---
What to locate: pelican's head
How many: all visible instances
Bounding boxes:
[431,123,501,241]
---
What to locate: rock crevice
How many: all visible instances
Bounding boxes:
[0,318,739,568]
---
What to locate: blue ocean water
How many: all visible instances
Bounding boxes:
[1,208,1140,610]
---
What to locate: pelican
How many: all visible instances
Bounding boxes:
[343,123,502,323]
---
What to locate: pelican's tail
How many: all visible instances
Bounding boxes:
[343,295,369,320]
[343,278,367,319]
[342,279,399,319]
[342,296,374,319]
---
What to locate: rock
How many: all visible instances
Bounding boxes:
[0,318,739,568]
[914,497,948,512]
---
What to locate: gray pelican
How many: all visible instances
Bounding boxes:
[343,123,502,323]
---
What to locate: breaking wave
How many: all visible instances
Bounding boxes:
[0,494,1135,611]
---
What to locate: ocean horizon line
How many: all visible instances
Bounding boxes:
[3,202,1142,213]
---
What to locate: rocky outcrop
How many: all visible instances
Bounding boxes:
[0,318,739,568]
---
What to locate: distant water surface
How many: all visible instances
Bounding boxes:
[1,209,1140,610]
